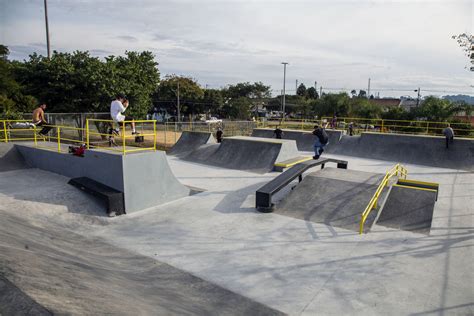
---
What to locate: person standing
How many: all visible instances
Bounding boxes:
[312,123,329,159]
[32,102,53,136]
[216,127,223,143]
[443,123,454,149]
[348,122,354,136]
[331,115,337,129]
[110,94,139,134]
[274,126,283,139]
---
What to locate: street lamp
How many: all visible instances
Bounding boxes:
[414,87,421,106]
[281,62,288,118]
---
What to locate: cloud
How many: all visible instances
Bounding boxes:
[116,35,138,42]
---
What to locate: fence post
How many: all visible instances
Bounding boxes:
[34,125,37,147]
[381,119,384,133]
[164,122,167,148]
[57,126,61,152]
[122,121,126,155]
[426,122,429,134]
[86,119,90,149]
[153,120,157,151]
[3,120,7,143]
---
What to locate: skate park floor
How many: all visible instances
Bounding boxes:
[0,150,473,315]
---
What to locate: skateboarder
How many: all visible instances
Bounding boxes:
[312,123,329,159]
[32,103,53,136]
[110,94,139,135]
[216,127,223,143]
[443,123,454,149]
[348,122,354,136]
[274,126,283,139]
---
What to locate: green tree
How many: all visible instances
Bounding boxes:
[202,89,224,115]
[296,83,306,96]
[412,96,463,121]
[306,87,318,99]
[311,92,350,118]
[222,97,252,119]
[452,33,473,71]
[349,98,381,118]
[155,75,204,116]
[358,90,367,98]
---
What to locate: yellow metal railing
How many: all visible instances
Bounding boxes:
[1,118,157,155]
[259,116,474,138]
[359,163,408,234]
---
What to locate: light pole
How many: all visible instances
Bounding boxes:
[44,0,51,59]
[281,62,288,118]
[414,87,421,106]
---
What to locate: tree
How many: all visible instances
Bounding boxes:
[155,75,203,116]
[0,45,36,118]
[358,90,367,98]
[311,92,350,118]
[350,98,381,118]
[412,96,463,121]
[306,87,318,99]
[222,97,252,119]
[350,90,357,98]
[452,33,473,71]
[224,82,271,99]
[296,83,306,96]
[202,89,224,116]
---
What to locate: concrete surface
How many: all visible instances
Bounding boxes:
[251,128,474,171]
[325,132,474,171]
[0,142,28,172]
[0,200,282,316]
[275,168,384,232]
[377,185,437,234]
[182,136,300,173]
[12,143,190,213]
[251,128,343,152]
[0,142,473,315]
[0,276,52,315]
[168,131,216,157]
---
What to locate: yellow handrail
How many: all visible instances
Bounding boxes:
[359,163,407,234]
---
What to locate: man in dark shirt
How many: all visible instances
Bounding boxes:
[312,123,329,159]
[216,127,223,143]
[274,126,283,139]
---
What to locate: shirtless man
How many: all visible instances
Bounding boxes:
[32,103,52,135]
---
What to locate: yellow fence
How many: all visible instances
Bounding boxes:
[260,116,474,138]
[0,119,157,155]
[359,164,408,234]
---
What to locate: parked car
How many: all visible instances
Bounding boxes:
[205,117,222,124]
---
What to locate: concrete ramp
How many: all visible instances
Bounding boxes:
[0,143,28,172]
[14,143,190,214]
[275,167,384,232]
[326,132,474,171]
[376,185,437,234]
[183,136,300,173]
[168,131,215,157]
[251,128,342,151]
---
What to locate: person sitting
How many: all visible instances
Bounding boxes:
[274,126,283,139]
[32,103,53,136]
[110,93,139,135]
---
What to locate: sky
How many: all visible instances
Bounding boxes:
[1,0,473,98]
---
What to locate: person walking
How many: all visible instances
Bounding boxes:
[216,127,223,143]
[443,123,454,149]
[274,126,283,139]
[312,123,329,159]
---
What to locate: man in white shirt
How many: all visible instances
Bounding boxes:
[110,93,138,134]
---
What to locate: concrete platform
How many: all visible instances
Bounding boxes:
[275,167,384,232]
[182,136,300,173]
[168,131,215,157]
[0,142,473,315]
[377,185,437,234]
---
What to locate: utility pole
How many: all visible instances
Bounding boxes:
[314,81,317,91]
[320,86,322,98]
[367,78,371,99]
[177,80,180,123]
[44,0,51,59]
[281,62,288,117]
[296,79,298,95]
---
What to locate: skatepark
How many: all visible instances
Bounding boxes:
[0,122,473,315]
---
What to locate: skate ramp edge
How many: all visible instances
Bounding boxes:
[168,131,215,157]
[251,128,343,151]
[183,136,300,173]
[0,142,29,172]
[14,144,189,213]
[275,167,384,232]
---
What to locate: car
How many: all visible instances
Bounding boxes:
[205,117,222,124]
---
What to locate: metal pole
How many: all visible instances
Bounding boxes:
[368,78,371,99]
[320,86,322,97]
[281,62,288,118]
[44,0,51,59]
[296,79,298,95]
[57,127,61,152]
[417,87,421,106]
[177,80,180,123]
